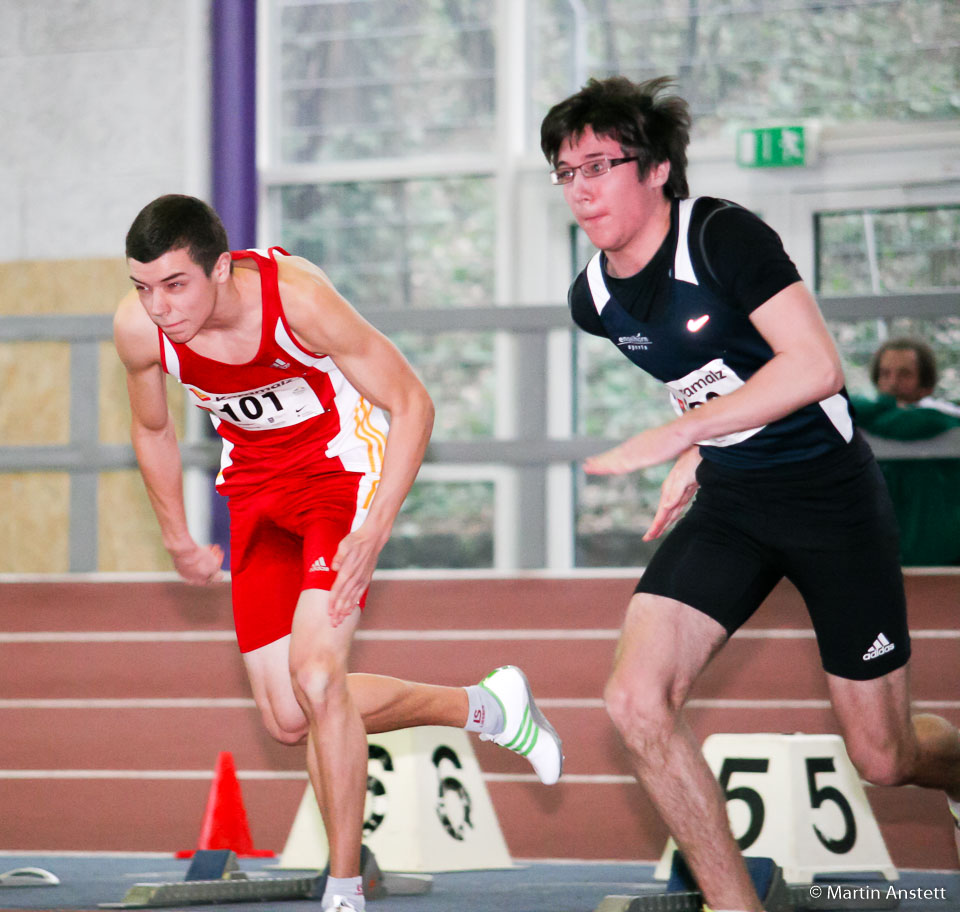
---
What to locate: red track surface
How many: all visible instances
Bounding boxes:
[2,574,958,868]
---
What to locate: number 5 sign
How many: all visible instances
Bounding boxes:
[654,733,897,883]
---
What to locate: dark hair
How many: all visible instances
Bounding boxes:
[870,337,938,390]
[540,75,691,199]
[125,194,229,276]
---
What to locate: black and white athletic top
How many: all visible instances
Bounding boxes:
[568,196,854,468]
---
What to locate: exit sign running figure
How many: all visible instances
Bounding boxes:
[737,126,808,168]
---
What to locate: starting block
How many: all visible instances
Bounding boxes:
[596,854,792,912]
[99,846,431,908]
[595,852,898,912]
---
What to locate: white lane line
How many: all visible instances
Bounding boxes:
[4,566,959,582]
[0,769,625,784]
[0,697,957,710]
[0,850,175,858]
[0,629,822,643]
[0,631,238,643]
[0,769,307,780]
[1,770,891,788]
[0,698,257,708]
[2,628,956,643]
[0,629,618,643]
[544,698,960,710]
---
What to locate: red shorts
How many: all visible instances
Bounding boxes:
[228,470,379,653]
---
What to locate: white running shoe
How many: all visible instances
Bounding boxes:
[323,896,363,912]
[478,665,564,785]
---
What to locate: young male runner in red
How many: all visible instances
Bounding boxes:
[115,194,563,912]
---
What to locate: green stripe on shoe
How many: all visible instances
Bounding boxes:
[513,713,539,757]
[520,719,540,757]
[505,705,530,750]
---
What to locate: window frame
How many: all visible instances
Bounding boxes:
[257,1,960,571]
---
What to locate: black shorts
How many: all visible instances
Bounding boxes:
[636,433,910,680]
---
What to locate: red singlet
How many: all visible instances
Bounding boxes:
[158,247,388,651]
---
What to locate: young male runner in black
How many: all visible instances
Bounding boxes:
[541,76,960,911]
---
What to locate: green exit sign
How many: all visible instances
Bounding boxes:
[737,125,808,168]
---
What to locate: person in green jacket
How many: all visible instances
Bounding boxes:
[852,338,960,565]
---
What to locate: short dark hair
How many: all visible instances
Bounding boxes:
[870,337,939,390]
[125,194,229,276]
[540,75,691,199]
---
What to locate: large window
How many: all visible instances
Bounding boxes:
[380,477,495,569]
[817,205,960,402]
[817,206,960,296]
[275,177,495,309]
[528,0,960,144]
[263,0,501,568]
[269,0,496,163]
[261,0,960,571]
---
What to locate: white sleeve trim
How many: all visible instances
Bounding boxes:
[585,250,610,314]
[674,197,699,285]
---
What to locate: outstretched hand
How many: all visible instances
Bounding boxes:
[583,423,693,476]
[171,543,225,586]
[644,447,702,541]
[327,525,385,627]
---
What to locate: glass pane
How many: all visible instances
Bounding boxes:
[274,177,495,308]
[529,0,960,143]
[817,206,960,295]
[831,317,960,403]
[818,206,960,404]
[380,479,494,569]
[572,333,677,567]
[393,331,495,440]
[574,467,670,568]
[276,0,495,162]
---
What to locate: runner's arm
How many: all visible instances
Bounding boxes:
[114,297,224,584]
[585,281,843,474]
[280,261,434,622]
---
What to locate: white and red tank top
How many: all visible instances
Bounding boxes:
[158,247,388,496]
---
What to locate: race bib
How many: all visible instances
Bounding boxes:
[666,358,765,447]
[187,377,324,431]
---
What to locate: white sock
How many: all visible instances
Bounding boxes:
[463,684,504,734]
[322,875,364,910]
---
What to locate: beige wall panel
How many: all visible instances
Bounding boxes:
[0,341,71,445]
[0,474,70,573]
[98,470,173,573]
[0,259,129,316]
[99,342,186,444]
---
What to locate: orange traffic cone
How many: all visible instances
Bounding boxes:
[176,751,274,858]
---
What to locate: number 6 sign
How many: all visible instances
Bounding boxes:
[278,727,512,873]
[655,733,897,883]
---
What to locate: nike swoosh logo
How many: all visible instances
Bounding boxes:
[686,315,710,332]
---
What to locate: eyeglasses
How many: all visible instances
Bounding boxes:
[549,156,638,185]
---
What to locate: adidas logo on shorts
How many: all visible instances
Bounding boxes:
[309,556,330,573]
[863,632,894,662]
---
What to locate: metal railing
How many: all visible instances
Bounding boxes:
[3,303,959,571]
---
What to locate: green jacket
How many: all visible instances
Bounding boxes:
[851,394,960,566]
